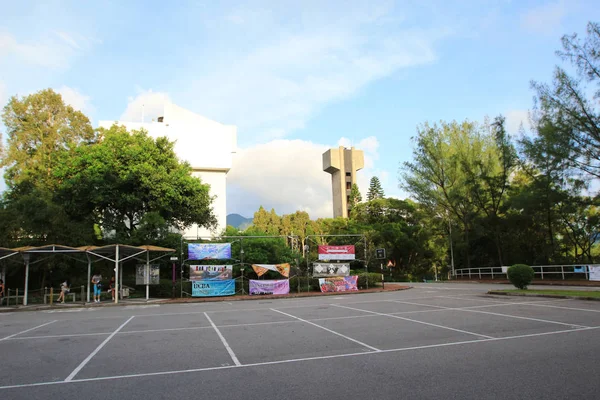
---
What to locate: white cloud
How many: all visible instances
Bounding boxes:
[0,32,74,69]
[57,86,94,114]
[505,109,531,134]
[0,80,6,109]
[179,6,445,143]
[120,90,170,123]
[520,1,567,35]
[227,136,387,218]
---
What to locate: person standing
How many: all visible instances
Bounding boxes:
[91,273,102,303]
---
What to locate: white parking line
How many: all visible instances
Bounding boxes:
[271,308,381,352]
[332,304,494,339]
[204,312,241,366]
[392,298,589,328]
[0,320,57,341]
[1,324,598,391]
[65,316,135,381]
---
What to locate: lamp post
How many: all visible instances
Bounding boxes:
[23,253,30,306]
[240,267,245,295]
[304,245,310,292]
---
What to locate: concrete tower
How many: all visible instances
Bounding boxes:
[323,146,364,218]
[99,99,237,239]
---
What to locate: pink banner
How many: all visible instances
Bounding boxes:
[318,276,359,293]
[318,245,355,260]
[249,279,290,295]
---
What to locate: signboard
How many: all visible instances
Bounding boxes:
[318,245,355,260]
[188,243,231,260]
[251,263,290,278]
[136,264,160,285]
[318,276,359,293]
[376,248,386,259]
[192,280,235,297]
[573,266,586,273]
[501,266,509,274]
[312,262,350,277]
[589,266,600,281]
[249,280,290,295]
[189,265,233,281]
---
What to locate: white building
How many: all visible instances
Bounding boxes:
[99,100,237,239]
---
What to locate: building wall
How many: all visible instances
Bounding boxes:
[323,147,364,218]
[98,100,236,239]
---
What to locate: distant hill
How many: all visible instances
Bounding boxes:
[226,213,253,230]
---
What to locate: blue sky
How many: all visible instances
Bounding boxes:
[1,0,599,218]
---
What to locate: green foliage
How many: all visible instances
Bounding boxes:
[349,183,362,210]
[1,88,95,190]
[356,272,382,289]
[53,124,216,241]
[507,264,535,289]
[367,176,385,201]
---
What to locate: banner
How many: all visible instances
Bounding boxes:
[251,263,290,278]
[318,276,359,293]
[573,266,586,273]
[188,243,231,260]
[249,279,290,295]
[312,262,350,277]
[318,245,355,260]
[192,279,235,297]
[190,265,233,281]
[589,266,600,281]
[135,264,160,285]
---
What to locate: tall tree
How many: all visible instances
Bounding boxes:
[367,176,384,201]
[349,183,362,210]
[531,21,600,180]
[1,89,95,190]
[53,124,216,240]
[252,206,270,233]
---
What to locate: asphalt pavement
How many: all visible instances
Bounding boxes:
[0,282,599,399]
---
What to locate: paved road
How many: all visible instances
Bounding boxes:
[0,283,599,399]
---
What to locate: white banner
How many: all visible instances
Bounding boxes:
[589,266,600,281]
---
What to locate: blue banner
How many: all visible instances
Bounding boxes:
[574,266,586,273]
[188,243,231,260]
[192,279,235,297]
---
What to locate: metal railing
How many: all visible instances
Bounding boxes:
[454,264,600,281]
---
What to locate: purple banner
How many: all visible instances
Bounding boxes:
[249,279,290,295]
[318,276,359,293]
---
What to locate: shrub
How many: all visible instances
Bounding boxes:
[356,272,382,289]
[507,264,535,289]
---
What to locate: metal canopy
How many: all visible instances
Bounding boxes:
[0,243,175,306]
[0,247,18,262]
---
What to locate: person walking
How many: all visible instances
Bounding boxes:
[91,273,102,303]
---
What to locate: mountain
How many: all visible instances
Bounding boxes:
[226,213,253,230]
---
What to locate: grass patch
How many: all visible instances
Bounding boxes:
[493,289,600,298]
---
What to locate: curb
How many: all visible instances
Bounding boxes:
[0,285,412,312]
[487,290,600,301]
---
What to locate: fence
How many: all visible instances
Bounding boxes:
[454,264,600,281]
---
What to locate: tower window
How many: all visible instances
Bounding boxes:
[346,182,351,190]
[345,172,351,177]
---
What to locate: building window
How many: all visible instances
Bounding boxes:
[346,195,350,203]
[345,172,351,177]
[346,182,351,190]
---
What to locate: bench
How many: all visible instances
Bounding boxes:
[44,293,77,303]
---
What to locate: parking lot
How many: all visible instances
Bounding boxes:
[0,283,599,399]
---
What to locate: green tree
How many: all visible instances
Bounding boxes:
[367,177,385,201]
[531,21,600,179]
[349,183,362,210]
[401,120,480,268]
[53,124,216,240]
[252,206,270,233]
[1,89,95,190]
